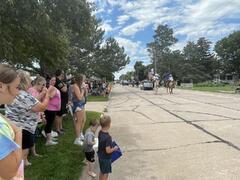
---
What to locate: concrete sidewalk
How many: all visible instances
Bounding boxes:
[85,101,107,113]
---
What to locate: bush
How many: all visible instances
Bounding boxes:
[194,82,227,87]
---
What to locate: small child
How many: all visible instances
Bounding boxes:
[98,114,118,180]
[83,119,99,178]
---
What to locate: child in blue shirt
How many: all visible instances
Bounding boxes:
[97,114,118,180]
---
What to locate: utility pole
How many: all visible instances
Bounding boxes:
[154,44,157,75]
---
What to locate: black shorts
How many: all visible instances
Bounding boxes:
[85,150,95,162]
[99,158,112,174]
[22,129,34,149]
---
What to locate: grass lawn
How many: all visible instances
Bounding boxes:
[87,95,108,102]
[192,85,235,93]
[25,111,101,180]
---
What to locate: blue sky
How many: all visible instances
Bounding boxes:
[88,0,240,79]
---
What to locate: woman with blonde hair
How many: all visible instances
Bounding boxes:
[5,70,54,166]
[0,64,23,179]
[71,75,87,145]
[28,76,47,156]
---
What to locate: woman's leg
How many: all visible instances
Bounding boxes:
[23,149,30,166]
[45,111,56,143]
[99,173,108,180]
[81,109,86,134]
[31,144,41,157]
[74,110,84,139]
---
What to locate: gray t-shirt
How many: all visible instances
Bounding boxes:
[83,128,95,152]
[5,90,39,134]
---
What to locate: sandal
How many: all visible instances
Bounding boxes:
[88,171,97,178]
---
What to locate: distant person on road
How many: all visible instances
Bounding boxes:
[98,114,118,180]
[163,71,173,87]
[83,119,99,178]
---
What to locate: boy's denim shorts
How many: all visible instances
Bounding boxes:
[99,158,112,174]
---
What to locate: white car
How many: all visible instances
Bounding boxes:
[140,80,153,90]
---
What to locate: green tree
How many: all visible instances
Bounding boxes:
[134,61,146,81]
[182,38,215,82]
[0,0,96,75]
[147,24,177,76]
[90,37,130,80]
[215,31,240,74]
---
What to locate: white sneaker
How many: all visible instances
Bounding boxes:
[80,133,84,141]
[74,138,83,146]
[46,140,58,146]
[51,131,58,138]
[51,137,58,141]
[93,138,98,149]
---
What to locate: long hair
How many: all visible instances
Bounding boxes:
[72,75,84,89]
[0,64,18,84]
[17,70,32,91]
[32,76,46,86]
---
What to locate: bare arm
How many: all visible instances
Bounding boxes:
[37,87,47,100]
[0,123,22,179]
[73,84,84,101]
[31,87,54,112]
[106,146,118,154]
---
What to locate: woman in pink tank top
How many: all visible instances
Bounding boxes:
[44,77,61,146]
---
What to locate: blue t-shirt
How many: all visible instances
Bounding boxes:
[0,115,20,160]
[97,130,112,159]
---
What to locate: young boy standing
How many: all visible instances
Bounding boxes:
[98,115,118,180]
[83,119,99,178]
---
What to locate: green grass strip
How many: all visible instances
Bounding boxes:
[87,95,108,102]
[25,111,101,180]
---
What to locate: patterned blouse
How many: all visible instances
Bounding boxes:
[5,90,39,134]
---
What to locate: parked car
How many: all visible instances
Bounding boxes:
[140,80,153,90]
[121,80,129,86]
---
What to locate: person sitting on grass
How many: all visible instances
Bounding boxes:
[98,114,118,180]
[83,119,99,178]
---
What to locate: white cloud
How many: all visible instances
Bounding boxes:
[90,0,240,77]
[117,15,130,25]
[121,21,149,36]
[114,65,134,79]
[115,37,149,62]
[175,0,240,40]
[100,20,114,33]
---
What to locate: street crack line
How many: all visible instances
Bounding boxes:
[124,140,222,153]
[176,96,240,112]
[128,89,240,152]
[172,110,236,120]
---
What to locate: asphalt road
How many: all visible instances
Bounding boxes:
[81,85,240,180]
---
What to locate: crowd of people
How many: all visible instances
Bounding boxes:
[0,64,117,180]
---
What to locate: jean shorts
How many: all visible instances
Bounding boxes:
[72,101,85,113]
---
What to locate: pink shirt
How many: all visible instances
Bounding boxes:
[28,87,41,121]
[47,88,61,111]
[28,87,39,98]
